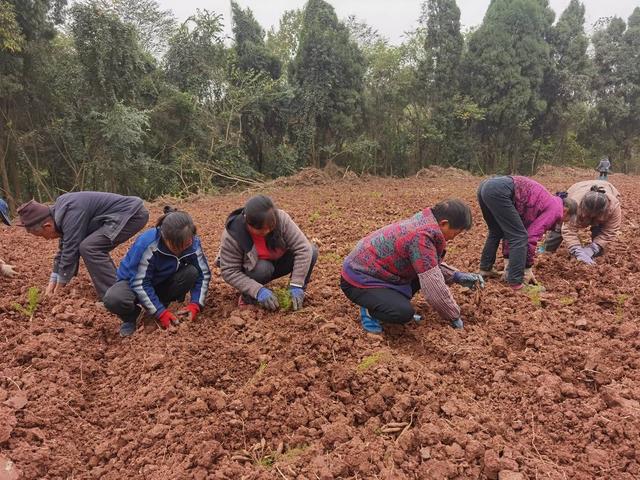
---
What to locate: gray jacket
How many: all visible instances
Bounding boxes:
[52,192,144,284]
[217,208,313,298]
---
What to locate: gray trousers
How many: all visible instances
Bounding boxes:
[243,244,319,301]
[79,207,149,299]
[478,177,528,285]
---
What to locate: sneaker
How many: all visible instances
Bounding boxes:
[360,307,383,334]
[119,321,137,337]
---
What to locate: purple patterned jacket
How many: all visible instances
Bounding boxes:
[342,208,460,321]
[506,176,564,266]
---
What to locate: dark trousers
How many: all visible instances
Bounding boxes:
[103,264,199,323]
[243,244,319,300]
[79,208,149,299]
[544,225,605,255]
[340,277,420,324]
[477,177,528,285]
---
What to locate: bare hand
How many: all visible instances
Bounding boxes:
[523,268,537,285]
[45,282,58,298]
[0,264,17,277]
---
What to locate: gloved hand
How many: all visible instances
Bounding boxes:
[585,242,601,258]
[450,318,464,329]
[453,272,485,290]
[256,287,279,311]
[157,310,178,329]
[523,268,537,285]
[0,263,17,277]
[290,286,305,311]
[177,303,200,322]
[569,245,596,265]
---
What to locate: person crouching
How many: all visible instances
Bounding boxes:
[103,207,211,337]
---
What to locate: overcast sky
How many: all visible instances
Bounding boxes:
[156,0,639,43]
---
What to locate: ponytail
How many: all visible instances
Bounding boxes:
[581,186,609,215]
[156,206,196,248]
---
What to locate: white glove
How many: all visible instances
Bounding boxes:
[0,263,17,277]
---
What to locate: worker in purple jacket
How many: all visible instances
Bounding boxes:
[477,176,577,289]
[16,192,149,300]
[341,199,483,334]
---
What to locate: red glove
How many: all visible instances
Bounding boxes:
[157,310,177,329]
[178,303,201,322]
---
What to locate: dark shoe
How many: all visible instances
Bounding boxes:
[119,321,137,337]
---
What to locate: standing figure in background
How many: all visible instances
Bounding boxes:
[16,192,149,299]
[544,181,621,266]
[477,176,577,289]
[596,157,611,181]
[0,198,17,277]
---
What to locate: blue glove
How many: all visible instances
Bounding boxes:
[256,288,279,311]
[569,246,596,265]
[453,272,485,290]
[585,242,601,257]
[290,286,305,311]
[536,244,546,254]
[450,318,464,329]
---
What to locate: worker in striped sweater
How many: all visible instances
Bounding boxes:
[340,199,484,334]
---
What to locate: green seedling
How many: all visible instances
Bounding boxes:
[524,284,545,307]
[357,352,385,373]
[321,252,342,264]
[616,294,630,319]
[274,287,293,311]
[309,212,321,223]
[13,287,41,320]
[559,296,576,306]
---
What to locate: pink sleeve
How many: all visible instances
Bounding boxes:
[418,266,460,321]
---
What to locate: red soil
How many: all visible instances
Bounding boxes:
[1,170,639,479]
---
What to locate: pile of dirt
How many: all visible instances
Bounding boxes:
[415,165,475,179]
[536,164,596,178]
[1,174,639,479]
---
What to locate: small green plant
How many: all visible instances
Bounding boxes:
[559,296,576,306]
[256,454,275,468]
[524,284,545,307]
[357,352,385,373]
[280,445,309,461]
[13,287,41,320]
[616,294,630,319]
[274,287,293,311]
[322,252,342,264]
[309,211,321,223]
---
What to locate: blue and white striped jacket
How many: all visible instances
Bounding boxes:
[116,228,211,317]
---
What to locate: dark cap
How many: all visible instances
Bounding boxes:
[16,200,52,229]
[0,199,10,226]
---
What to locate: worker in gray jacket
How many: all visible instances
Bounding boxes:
[217,195,318,311]
[16,192,149,299]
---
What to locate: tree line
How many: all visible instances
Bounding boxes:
[1,0,639,207]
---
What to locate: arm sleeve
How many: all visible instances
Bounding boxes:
[593,204,622,249]
[418,267,461,321]
[280,211,313,288]
[439,262,458,284]
[130,248,166,317]
[524,215,552,267]
[189,242,211,308]
[56,210,90,284]
[219,234,263,299]
[561,220,582,249]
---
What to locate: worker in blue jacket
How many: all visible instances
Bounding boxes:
[103,207,211,337]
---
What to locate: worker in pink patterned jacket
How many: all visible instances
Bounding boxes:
[477,176,577,289]
[340,199,484,334]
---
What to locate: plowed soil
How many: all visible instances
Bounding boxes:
[1,170,639,480]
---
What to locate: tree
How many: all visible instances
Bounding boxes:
[266,9,303,78]
[589,8,640,172]
[289,0,365,167]
[93,0,177,56]
[465,0,555,173]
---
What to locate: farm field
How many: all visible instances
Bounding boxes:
[1,168,639,479]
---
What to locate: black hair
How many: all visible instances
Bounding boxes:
[581,185,609,215]
[431,199,472,230]
[244,195,285,250]
[556,192,578,217]
[156,206,196,248]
